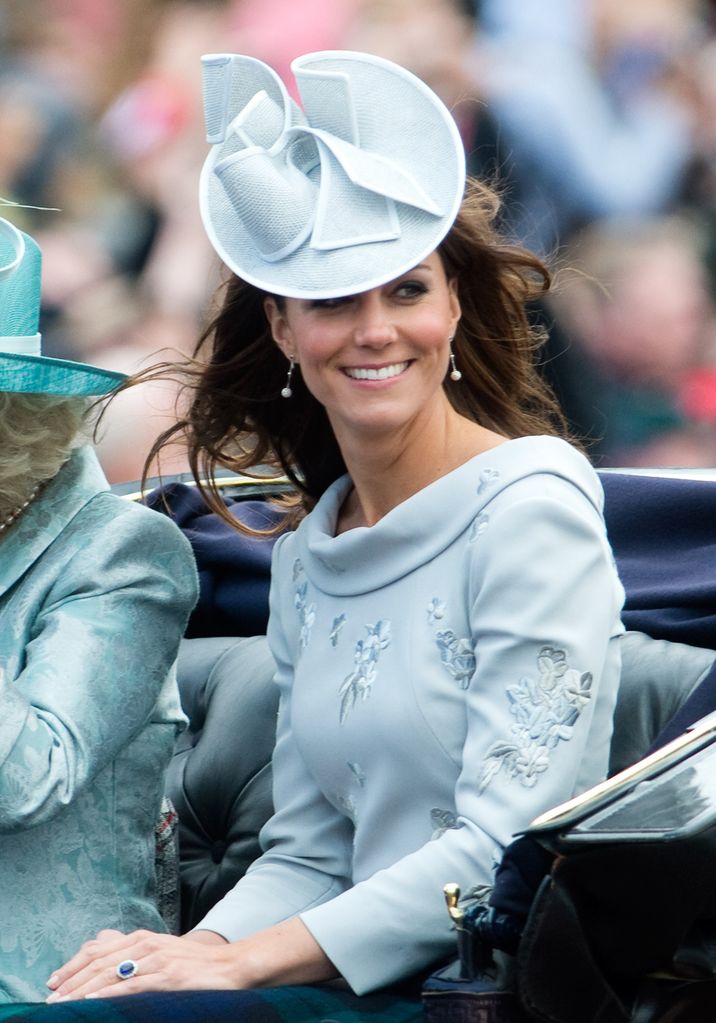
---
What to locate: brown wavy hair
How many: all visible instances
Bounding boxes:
[141,178,570,531]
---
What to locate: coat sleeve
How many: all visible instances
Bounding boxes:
[0,499,198,830]
[199,475,624,994]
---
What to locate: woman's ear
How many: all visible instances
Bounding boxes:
[448,277,461,335]
[264,297,294,359]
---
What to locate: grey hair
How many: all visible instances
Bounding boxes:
[0,392,90,516]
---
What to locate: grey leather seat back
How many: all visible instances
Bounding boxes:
[169,635,277,932]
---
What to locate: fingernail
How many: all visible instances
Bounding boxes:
[47,975,59,989]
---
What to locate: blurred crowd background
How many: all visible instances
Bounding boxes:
[4,0,716,481]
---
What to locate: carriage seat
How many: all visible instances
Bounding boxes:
[166,629,716,933]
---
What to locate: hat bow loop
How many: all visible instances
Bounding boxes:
[202,55,444,266]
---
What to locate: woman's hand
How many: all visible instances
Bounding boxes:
[46,927,234,1002]
[46,918,338,1001]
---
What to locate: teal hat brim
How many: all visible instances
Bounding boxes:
[0,351,127,396]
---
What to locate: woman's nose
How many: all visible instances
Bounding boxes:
[352,295,397,347]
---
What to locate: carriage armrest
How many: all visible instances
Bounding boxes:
[609,630,716,776]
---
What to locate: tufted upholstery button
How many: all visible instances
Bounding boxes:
[210,840,228,864]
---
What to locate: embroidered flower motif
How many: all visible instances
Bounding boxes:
[477,468,500,495]
[436,630,476,689]
[337,793,358,823]
[339,620,391,724]
[469,513,490,543]
[292,557,303,582]
[430,807,459,839]
[336,762,367,824]
[427,598,446,626]
[347,762,366,786]
[330,613,347,647]
[478,646,593,793]
[294,581,316,650]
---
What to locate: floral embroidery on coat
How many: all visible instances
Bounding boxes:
[338,793,358,823]
[339,620,391,724]
[330,613,347,647]
[430,807,459,839]
[295,581,316,650]
[477,468,500,494]
[427,598,446,626]
[347,762,366,786]
[335,763,366,824]
[478,646,593,793]
[469,513,490,543]
[436,630,476,689]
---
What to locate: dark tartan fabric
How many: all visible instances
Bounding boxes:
[0,987,423,1023]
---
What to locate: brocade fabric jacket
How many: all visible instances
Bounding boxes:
[0,446,197,1002]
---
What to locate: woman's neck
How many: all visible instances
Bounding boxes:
[333,407,506,532]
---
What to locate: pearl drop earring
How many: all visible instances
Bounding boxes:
[281,358,295,398]
[448,337,462,381]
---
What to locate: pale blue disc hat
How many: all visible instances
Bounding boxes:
[198,50,466,300]
[0,217,127,395]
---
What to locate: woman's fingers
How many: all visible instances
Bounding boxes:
[51,952,165,1002]
[47,932,237,1002]
[47,931,132,990]
[94,929,125,942]
[46,930,165,1002]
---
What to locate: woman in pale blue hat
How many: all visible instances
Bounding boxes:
[0,216,198,1003]
[48,50,624,1018]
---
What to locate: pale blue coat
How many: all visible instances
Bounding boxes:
[199,436,625,994]
[0,446,198,1002]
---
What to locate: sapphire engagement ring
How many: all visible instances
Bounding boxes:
[115,959,139,981]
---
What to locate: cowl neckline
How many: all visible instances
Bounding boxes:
[292,435,602,596]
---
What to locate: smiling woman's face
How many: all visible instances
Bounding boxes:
[264,250,461,443]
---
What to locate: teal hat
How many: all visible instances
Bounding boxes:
[0,217,127,396]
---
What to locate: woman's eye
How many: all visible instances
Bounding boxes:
[395,280,428,299]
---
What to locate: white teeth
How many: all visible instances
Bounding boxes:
[345,362,408,381]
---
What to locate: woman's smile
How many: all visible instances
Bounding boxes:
[342,361,411,382]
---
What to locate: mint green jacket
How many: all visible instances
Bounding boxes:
[0,447,198,1002]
